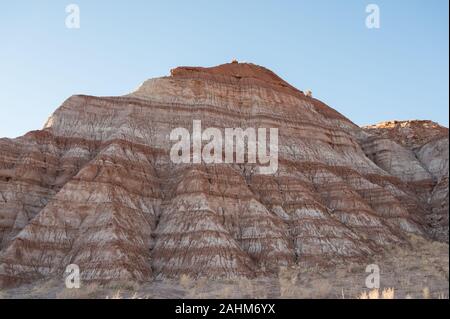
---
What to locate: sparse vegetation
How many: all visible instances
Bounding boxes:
[55,283,100,299]
[358,288,395,299]
[0,236,447,299]
[179,274,192,290]
[422,287,430,299]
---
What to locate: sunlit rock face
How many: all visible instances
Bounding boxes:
[363,120,449,242]
[0,62,447,287]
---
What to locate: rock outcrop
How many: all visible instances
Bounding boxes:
[0,62,447,286]
[363,120,449,242]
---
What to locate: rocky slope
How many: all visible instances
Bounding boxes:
[363,120,449,242]
[0,62,448,287]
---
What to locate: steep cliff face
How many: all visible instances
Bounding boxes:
[0,62,447,287]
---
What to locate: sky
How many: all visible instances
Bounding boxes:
[0,0,448,138]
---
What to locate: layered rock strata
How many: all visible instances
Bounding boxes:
[0,62,447,286]
[363,120,449,242]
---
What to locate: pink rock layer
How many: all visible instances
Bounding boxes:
[0,62,447,286]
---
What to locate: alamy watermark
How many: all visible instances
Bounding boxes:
[366,4,380,29]
[65,264,80,289]
[64,4,379,31]
[365,264,380,289]
[169,120,279,174]
[65,4,80,29]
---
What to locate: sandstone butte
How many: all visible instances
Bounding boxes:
[0,62,448,287]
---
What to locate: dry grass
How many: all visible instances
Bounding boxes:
[279,266,298,298]
[381,288,395,299]
[105,290,148,299]
[177,274,218,298]
[55,283,100,299]
[106,289,123,299]
[422,287,430,299]
[27,277,61,297]
[102,280,148,299]
[179,274,192,290]
[278,266,332,298]
[216,286,233,298]
[357,287,449,300]
[104,279,141,291]
[238,277,267,299]
[358,288,395,299]
[0,235,447,299]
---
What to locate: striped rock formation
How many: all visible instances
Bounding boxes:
[0,62,447,287]
[363,120,449,242]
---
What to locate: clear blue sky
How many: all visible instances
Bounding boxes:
[0,0,448,138]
